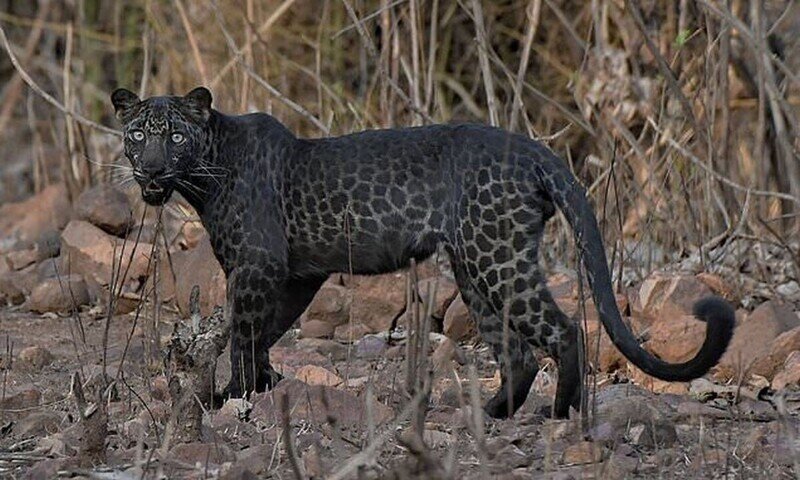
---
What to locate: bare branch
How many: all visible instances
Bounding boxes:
[0,24,121,137]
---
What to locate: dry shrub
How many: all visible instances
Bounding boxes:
[0,0,797,275]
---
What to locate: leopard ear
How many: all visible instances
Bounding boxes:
[183,87,212,121]
[111,88,140,122]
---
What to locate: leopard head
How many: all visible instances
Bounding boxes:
[111,87,213,206]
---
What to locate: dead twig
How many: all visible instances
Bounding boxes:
[210,1,330,135]
[70,371,109,466]
[280,391,307,480]
[648,117,799,206]
[174,0,208,85]
[468,0,499,126]
[209,0,298,89]
[163,291,228,447]
[0,24,121,136]
[0,0,50,138]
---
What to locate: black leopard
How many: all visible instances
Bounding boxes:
[110,87,735,418]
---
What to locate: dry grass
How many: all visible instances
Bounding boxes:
[1,1,799,478]
[0,0,797,274]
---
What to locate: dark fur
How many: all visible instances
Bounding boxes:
[112,87,735,418]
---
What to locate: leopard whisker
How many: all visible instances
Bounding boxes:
[113,177,138,191]
[175,178,207,196]
[191,164,225,188]
[82,154,133,171]
[195,161,229,173]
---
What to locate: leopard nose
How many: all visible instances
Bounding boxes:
[141,162,166,179]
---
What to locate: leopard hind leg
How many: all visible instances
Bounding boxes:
[516,274,583,419]
[451,243,583,418]
[448,253,539,418]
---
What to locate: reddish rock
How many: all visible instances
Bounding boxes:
[644,314,706,364]
[34,255,65,281]
[0,388,41,411]
[295,338,349,362]
[416,276,459,319]
[14,411,61,437]
[443,294,476,341]
[251,378,393,426]
[720,301,800,378]
[25,275,89,313]
[138,400,170,425]
[212,398,252,429]
[0,184,71,243]
[639,274,712,318]
[488,442,531,470]
[562,441,604,465]
[269,346,333,377]
[347,273,406,333]
[5,248,37,270]
[548,271,631,325]
[396,276,459,329]
[547,273,577,299]
[772,351,800,390]
[125,222,159,245]
[640,285,741,371]
[334,322,371,343]
[300,319,335,339]
[179,221,208,250]
[234,445,277,476]
[301,280,351,328]
[0,274,25,305]
[749,326,800,379]
[295,364,342,387]
[6,264,39,295]
[629,366,689,394]
[696,272,736,302]
[2,232,59,272]
[422,429,454,448]
[415,256,448,280]
[688,447,727,470]
[17,346,54,371]
[603,451,640,478]
[74,184,134,237]
[637,274,673,316]
[594,384,677,447]
[554,292,629,324]
[169,442,235,466]
[584,319,625,372]
[60,220,153,289]
[150,375,170,402]
[628,421,678,448]
[172,234,226,317]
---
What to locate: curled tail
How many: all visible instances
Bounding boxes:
[536,153,735,381]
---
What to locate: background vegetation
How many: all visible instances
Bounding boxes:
[1,2,799,477]
[0,0,798,274]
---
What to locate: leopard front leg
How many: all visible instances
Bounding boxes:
[223,260,326,398]
[223,260,283,398]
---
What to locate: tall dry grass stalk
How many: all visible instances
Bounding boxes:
[0,0,797,270]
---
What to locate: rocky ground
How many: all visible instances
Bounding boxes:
[1,184,799,479]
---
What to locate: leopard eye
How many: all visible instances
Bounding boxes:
[171,132,185,144]
[129,130,145,142]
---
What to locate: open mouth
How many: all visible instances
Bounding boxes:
[141,181,171,205]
